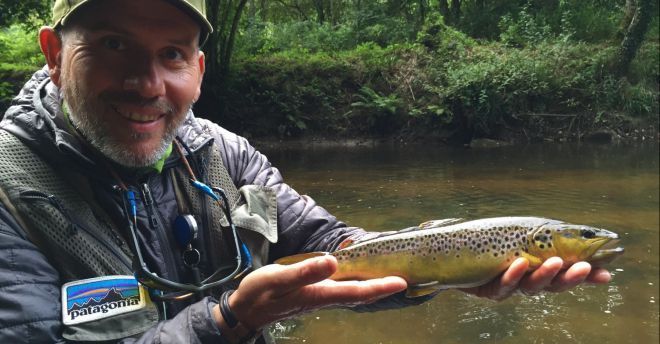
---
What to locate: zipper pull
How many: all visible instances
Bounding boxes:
[140,183,159,229]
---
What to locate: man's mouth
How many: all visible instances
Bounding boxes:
[111,104,165,123]
[123,111,163,122]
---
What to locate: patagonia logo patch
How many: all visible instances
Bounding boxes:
[61,275,147,325]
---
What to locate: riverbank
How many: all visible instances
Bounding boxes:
[199,39,658,147]
[245,109,659,149]
[2,34,657,145]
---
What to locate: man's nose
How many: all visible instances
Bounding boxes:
[123,58,166,98]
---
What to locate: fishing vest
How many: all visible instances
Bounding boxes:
[0,129,278,342]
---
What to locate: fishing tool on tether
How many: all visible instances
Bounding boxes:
[110,137,252,305]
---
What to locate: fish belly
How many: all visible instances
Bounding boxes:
[331,249,512,288]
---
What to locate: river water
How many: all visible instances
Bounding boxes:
[258,142,659,344]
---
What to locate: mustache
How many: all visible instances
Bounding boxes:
[100,91,175,114]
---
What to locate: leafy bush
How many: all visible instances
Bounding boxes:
[499,4,554,46]
[0,24,44,113]
[209,36,658,141]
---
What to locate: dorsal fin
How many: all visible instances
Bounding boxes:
[346,227,420,246]
[418,218,464,230]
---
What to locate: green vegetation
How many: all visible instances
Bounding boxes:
[2,0,658,143]
[205,0,659,142]
[0,0,50,109]
[0,24,45,110]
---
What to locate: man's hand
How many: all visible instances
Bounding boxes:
[216,255,407,332]
[461,257,612,301]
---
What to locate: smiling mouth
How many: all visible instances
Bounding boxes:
[111,104,165,123]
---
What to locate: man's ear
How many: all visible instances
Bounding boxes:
[194,51,206,102]
[39,27,63,86]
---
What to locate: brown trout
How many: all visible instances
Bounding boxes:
[276,217,623,297]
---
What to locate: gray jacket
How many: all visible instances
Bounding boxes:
[0,68,430,343]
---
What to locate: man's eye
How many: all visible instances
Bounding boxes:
[163,49,183,60]
[102,37,125,50]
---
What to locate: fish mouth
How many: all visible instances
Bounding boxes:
[589,239,624,267]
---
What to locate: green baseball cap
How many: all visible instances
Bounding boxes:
[52,0,213,42]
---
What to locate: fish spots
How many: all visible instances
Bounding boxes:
[532,228,557,250]
[436,225,531,260]
[337,221,536,265]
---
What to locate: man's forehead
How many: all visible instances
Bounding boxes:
[81,20,199,47]
[63,1,201,45]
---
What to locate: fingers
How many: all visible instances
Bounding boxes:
[490,257,529,300]
[269,256,406,303]
[544,261,590,293]
[459,257,529,300]
[228,258,408,330]
[266,255,338,294]
[521,259,612,294]
[499,257,530,290]
[519,256,563,294]
[464,257,614,301]
[306,276,407,306]
[586,267,612,284]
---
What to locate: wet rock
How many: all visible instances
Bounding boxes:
[584,130,617,143]
[469,138,511,148]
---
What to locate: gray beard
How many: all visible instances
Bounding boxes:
[61,74,185,168]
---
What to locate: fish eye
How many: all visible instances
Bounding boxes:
[581,229,596,239]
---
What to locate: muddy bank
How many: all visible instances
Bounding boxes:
[250,112,659,149]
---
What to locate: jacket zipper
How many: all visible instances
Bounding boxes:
[18,190,133,270]
[140,182,180,282]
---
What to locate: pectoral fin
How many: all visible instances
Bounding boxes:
[275,252,329,265]
[519,251,544,269]
[406,281,442,298]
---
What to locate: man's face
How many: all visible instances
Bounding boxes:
[55,0,205,167]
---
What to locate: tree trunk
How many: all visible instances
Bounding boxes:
[313,0,325,24]
[621,0,636,33]
[205,0,221,80]
[616,0,652,75]
[222,0,248,77]
[259,0,267,21]
[450,0,460,25]
[418,0,427,24]
[329,0,336,25]
[438,0,449,22]
[204,0,249,83]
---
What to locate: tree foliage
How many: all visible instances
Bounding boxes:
[0,0,52,29]
[2,0,658,140]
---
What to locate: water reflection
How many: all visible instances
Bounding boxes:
[259,142,659,344]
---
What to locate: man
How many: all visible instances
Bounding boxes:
[0,0,611,343]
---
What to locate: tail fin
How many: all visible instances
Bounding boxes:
[274,252,329,265]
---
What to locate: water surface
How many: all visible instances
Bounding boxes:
[258,142,659,344]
